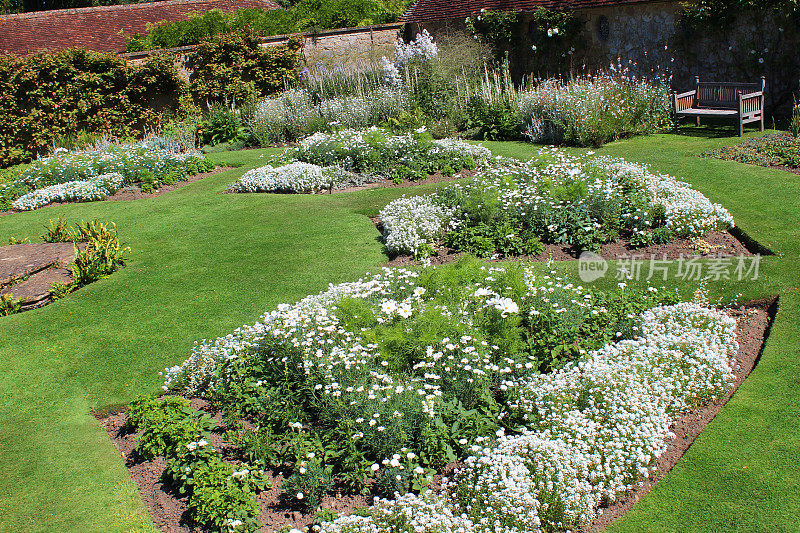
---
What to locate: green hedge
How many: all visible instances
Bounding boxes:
[187,30,302,104]
[0,49,183,168]
[125,0,410,51]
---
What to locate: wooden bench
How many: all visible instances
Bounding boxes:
[673,76,765,136]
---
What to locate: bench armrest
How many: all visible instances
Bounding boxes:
[673,90,696,112]
[740,91,763,100]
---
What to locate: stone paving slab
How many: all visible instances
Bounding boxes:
[0,242,76,285]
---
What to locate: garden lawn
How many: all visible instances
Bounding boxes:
[0,128,798,532]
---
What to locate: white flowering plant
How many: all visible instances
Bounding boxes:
[379,148,734,258]
[292,128,490,182]
[227,162,372,194]
[1,140,212,211]
[139,254,747,533]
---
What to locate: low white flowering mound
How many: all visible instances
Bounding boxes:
[12,172,124,211]
[227,162,367,194]
[379,195,456,257]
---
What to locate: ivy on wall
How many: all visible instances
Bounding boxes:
[186,30,302,104]
[0,49,184,167]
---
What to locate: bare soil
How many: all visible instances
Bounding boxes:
[102,300,774,533]
[381,228,753,268]
[0,167,231,216]
[0,242,80,311]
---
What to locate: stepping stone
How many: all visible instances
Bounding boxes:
[0,242,76,285]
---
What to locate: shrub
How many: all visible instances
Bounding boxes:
[127,396,216,460]
[186,30,301,104]
[0,49,184,168]
[71,220,130,287]
[0,293,24,316]
[282,459,335,510]
[125,0,411,51]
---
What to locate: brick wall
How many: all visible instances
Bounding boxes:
[0,0,279,55]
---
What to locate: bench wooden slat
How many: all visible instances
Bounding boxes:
[673,76,765,136]
[676,108,739,116]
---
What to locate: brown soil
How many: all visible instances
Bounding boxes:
[103,399,368,533]
[586,296,776,532]
[0,242,81,311]
[102,300,773,533]
[381,229,753,268]
[0,167,231,216]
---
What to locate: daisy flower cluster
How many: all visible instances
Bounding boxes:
[156,261,737,532]
[317,302,737,533]
[379,148,733,257]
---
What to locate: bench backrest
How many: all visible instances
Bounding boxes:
[695,78,765,109]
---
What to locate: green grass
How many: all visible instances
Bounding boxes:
[1,129,799,532]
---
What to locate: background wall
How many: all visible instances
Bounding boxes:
[123,22,401,79]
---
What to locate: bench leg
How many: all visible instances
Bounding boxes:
[738,118,743,137]
[696,116,701,127]
[760,113,764,132]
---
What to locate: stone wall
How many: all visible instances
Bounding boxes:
[417,2,799,115]
[580,2,799,111]
[122,23,401,80]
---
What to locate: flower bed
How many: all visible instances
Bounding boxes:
[379,149,734,258]
[127,258,747,532]
[227,129,491,194]
[1,140,213,211]
[701,132,800,172]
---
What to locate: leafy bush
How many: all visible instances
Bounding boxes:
[282,458,335,509]
[71,220,130,287]
[0,293,24,316]
[791,101,800,139]
[127,396,216,460]
[0,49,184,168]
[186,30,302,104]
